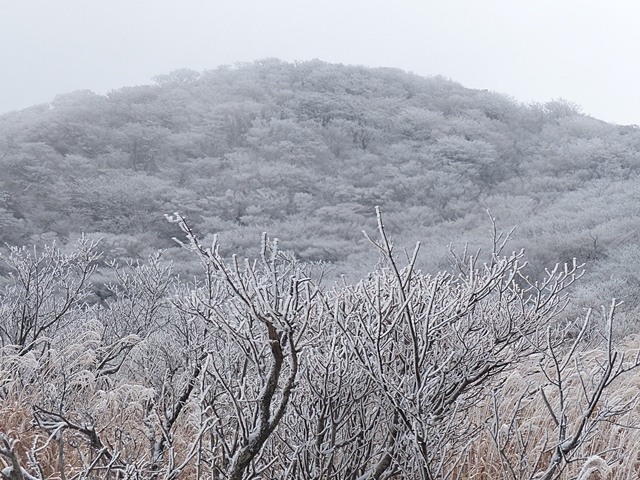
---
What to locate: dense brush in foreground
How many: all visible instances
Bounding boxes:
[0,212,638,479]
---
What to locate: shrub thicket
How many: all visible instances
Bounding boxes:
[0,213,638,479]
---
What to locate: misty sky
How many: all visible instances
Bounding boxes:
[3,1,640,125]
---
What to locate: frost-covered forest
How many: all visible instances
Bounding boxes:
[2,59,640,478]
[2,59,640,307]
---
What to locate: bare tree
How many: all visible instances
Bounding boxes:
[93,252,175,378]
[0,433,41,480]
[488,300,640,480]
[0,237,100,355]
[271,314,394,480]
[332,208,584,479]
[167,213,318,480]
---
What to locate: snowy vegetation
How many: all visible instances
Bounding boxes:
[2,59,640,478]
[1,211,639,479]
[2,59,640,308]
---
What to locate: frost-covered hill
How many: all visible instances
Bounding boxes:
[1,58,640,310]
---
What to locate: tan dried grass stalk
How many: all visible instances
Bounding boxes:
[458,335,640,479]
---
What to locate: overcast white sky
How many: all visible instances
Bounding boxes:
[2,1,640,124]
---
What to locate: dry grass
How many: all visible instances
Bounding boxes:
[0,341,203,480]
[457,334,640,479]
[2,335,640,479]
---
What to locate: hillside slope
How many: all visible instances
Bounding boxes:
[1,59,639,311]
